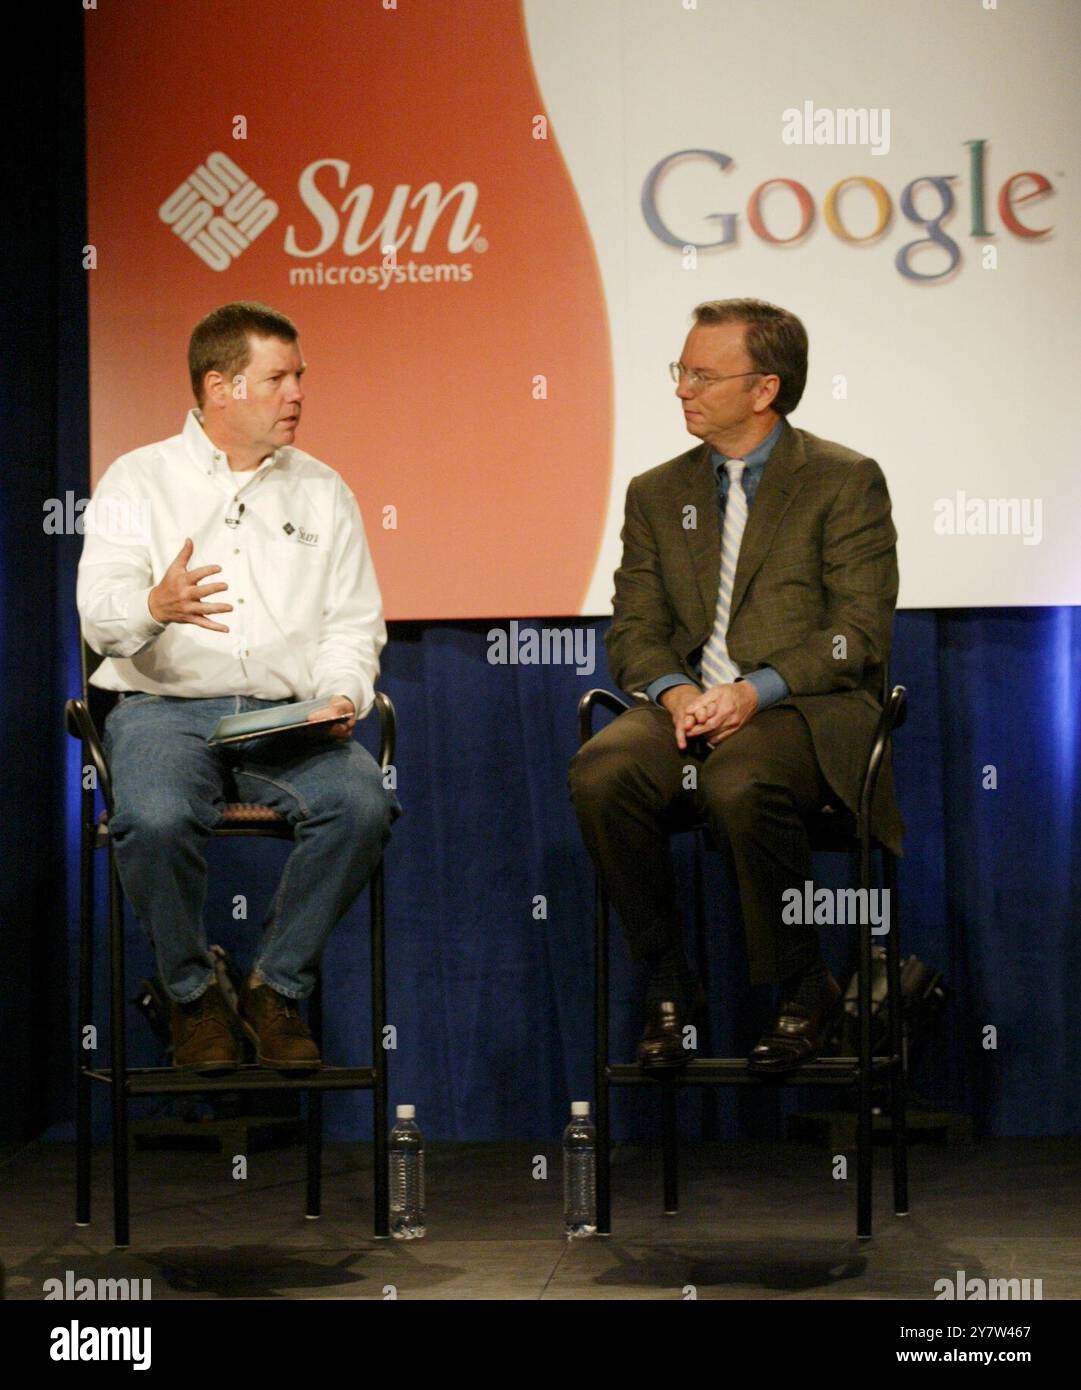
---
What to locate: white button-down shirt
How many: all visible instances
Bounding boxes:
[77,410,386,718]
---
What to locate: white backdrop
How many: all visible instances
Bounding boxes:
[524,0,1081,610]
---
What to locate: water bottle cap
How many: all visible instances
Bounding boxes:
[571,1101,590,1117]
[396,1104,415,1119]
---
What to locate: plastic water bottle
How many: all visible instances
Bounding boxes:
[389,1104,426,1239]
[563,1100,597,1237]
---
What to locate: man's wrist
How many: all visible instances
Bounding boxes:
[137,587,167,638]
[317,683,363,717]
[647,672,699,707]
[737,665,789,712]
[658,683,696,711]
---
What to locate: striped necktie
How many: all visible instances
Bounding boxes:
[699,459,747,688]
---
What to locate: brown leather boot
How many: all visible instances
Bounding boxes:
[238,980,321,1071]
[171,978,244,1073]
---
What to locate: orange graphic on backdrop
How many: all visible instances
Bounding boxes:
[85,0,612,620]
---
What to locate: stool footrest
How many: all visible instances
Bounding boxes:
[607,1055,898,1086]
[83,1065,377,1096]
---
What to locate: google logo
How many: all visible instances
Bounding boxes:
[641,140,1053,282]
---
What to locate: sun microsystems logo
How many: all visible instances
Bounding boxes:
[159,152,278,271]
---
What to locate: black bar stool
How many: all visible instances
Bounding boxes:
[66,642,394,1248]
[579,679,909,1241]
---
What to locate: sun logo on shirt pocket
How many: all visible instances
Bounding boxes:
[282,521,320,547]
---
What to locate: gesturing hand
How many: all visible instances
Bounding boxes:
[148,539,232,632]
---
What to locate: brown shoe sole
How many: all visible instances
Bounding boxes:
[238,1017,321,1072]
[172,1055,241,1074]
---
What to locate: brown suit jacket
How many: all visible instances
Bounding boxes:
[606,417,903,854]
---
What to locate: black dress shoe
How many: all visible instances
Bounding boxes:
[637,984,707,1072]
[747,971,843,1076]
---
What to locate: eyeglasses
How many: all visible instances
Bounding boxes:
[668,362,767,391]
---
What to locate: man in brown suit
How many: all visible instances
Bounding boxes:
[569,298,900,1073]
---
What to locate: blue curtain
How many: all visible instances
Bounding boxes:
[40,611,1081,1145]
[5,8,1078,1145]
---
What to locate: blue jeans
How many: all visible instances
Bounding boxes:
[103,693,400,1003]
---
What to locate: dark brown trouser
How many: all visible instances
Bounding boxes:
[568,705,832,986]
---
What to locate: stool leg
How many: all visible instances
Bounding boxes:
[856,834,873,1241]
[306,979,323,1219]
[692,836,717,1139]
[594,874,611,1235]
[305,1092,323,1218]
[108,851,129,1248]
[76,812,94,1227]
[371,864,389,1238]
[661,1079,679,1215]
[884,851,909,1215]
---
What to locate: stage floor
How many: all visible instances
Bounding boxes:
[2,1137,1078,1301]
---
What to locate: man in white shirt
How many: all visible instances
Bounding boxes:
[77,301,399,1073]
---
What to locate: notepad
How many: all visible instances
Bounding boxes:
[206,698,351,747]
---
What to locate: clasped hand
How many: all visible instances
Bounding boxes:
[661,680,758,750]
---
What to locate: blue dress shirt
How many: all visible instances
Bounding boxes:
[644,418,791,710]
